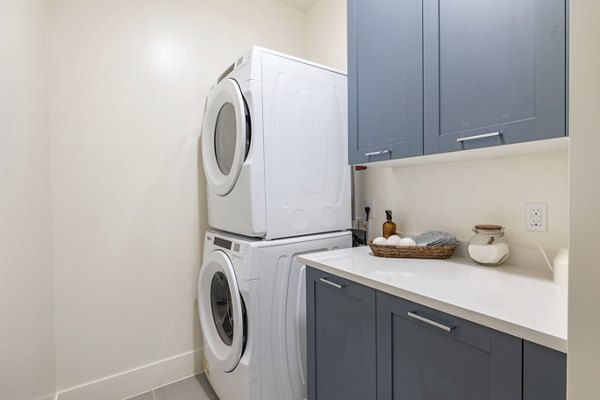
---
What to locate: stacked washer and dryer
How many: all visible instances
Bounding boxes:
[197,47,352,400]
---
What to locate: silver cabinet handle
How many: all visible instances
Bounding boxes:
[365,149,390,157]
[407,311,455,332]
[456,132,502,142]
[319,277,345,289]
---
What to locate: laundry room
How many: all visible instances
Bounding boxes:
[1,0,599,400]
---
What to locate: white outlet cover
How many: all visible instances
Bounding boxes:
[526,202,548,232]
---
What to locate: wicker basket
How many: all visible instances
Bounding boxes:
[368,241,457,259]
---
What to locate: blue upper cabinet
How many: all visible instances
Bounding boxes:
[347,0,424,164]
[423,0,567,154]
[348,0,567,163]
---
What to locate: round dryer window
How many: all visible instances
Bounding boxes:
[198,250,246,373]
[214,103,237,175]
[202,78,251,196]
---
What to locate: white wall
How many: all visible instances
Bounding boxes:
[306,0,347,71]
[305,0,570,253]
[0,1,56,399]
[46,0,306,396]
[568,0,600,397]
[360,152,569,249]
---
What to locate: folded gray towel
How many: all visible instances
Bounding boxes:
[413,230,459,247]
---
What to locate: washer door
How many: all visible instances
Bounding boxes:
[202,78,250,196]
[198,250,245,372]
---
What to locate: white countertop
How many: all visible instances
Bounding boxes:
[299,246,568,353]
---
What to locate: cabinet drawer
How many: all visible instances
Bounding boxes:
[379,292,491,351]
[306,268,377,400]
[377,291,522,400]
[309,268,367,301]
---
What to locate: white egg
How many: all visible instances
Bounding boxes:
[386,236,403,246]
[372,237,388,245]
[398,238,417,247]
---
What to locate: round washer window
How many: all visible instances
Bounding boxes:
[214,103,237,175]
[210,271,234,346]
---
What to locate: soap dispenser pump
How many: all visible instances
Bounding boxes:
[383,210,396,239]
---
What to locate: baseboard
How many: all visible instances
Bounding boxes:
[55,349,204,400]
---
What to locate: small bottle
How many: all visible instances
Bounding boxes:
[383,210,396,239]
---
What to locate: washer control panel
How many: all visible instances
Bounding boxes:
[213,236,232,250]
[207,234,248,263]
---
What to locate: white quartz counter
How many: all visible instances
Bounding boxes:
[299,246,568,353]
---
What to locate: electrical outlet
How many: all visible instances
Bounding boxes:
[526,202,548,232]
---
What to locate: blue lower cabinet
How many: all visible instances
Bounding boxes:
[523,341,567,400]
[377,292,522,400]
[306,267,377,400]
[306,270,567,400]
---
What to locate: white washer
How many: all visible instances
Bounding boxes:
[198,230,351,400]
[201,47,351,240]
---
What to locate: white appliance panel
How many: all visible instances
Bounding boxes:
[262,52,351,239]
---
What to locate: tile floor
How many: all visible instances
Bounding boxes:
[126,373,217,400]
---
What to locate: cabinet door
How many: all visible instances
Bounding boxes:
[377,292,522,400]
[523,341,567,400]
[306,267,376,400]
[348,0,424,164]
[423,0,567,154]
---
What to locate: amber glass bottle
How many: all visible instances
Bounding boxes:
[383,210,396,239]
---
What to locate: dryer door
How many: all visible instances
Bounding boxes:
[202,78,251,196]
[198,250,246,373]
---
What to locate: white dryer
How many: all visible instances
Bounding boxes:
[201,47,351,240]
[197,230,351,400]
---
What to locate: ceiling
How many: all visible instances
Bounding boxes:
[276,0,319,12]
